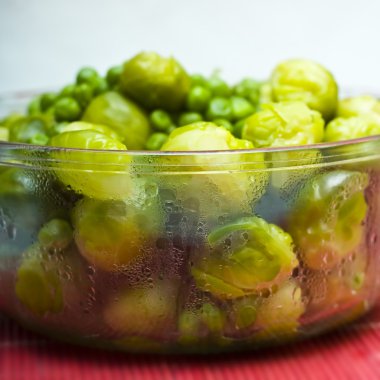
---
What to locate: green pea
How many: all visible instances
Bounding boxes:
[93,77,109,96]
[38,219,73,251]
[150,110,173,131]
[73,83,93,108]
[233,78,261,105]
[186,85,212,112]
[54,97,82,122]
[106,65,123,87]
[190,73,207,87]
[145,132,168,150]
[233,119,246,138]
[178,112,203,126]
[207,75,231,97]
[59,84,76,98]
[40,92,58,112]
[76,66,99,86]
[166,125,177,134]
[231,96,255,120]
[206,97,233,121]
[27,97,41,115]
[29,133,49,146]
[213,118,233,133]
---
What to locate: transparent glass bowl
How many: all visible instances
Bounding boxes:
[1,93,380,354]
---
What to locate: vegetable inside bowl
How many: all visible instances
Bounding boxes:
[1,53,380,354]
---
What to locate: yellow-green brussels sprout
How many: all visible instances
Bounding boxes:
[258,82,273,106]
[50,130,132,200]
[337,95,380,118]
[15,244,63,315]
[255,280,305,338]
[192,216,298,299]
[160,122,268,214]
[325,115,380,142]
[242,102,324,148]
[270,59,338,120]
[103,280,178,338]
[120,52,191,111]
[72,197,162,272]
[287,171,368,270]
[178,303,226,345]
[55,121,122,141]
[82,91,151,149]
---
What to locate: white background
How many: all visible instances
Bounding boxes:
[0,0,380,93]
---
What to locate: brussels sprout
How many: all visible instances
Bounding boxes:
[55,121,122,141]
[103,280,178,338]
[287,171,368,270]
[50,130,132,199]
[337,95,380,118]
[0,127,9,141]
[270,59,338,120]
[242,102,324,148]
[120,52,191,111]
[54,97,82,122]
[8,115,51,144]
[178,303,226,344]
[192,216,298,299]
[161,122,268,213]
[82,91,151,150]
[15,244,63,315]
[325,115,380,142]
[72,196,162,271]
[255,280,305,338]
[38,219,73,251]
[258,82,273,106]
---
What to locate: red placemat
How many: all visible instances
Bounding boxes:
[1,305,380,380]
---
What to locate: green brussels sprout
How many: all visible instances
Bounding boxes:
[82,91,151,149]
[192,216,298,299]
[38,218,73,251]
[287,171,368,270]
[255,280,305,338]
[270,59,338,120]
[178,303,226,344]
[15,242,90,317]
[0,127,9,141]
[242,102,324,148]
[103,280,178,338]
[258,82,273,106]
[15,244,63,315]
[72,196,162,271]
[8,115,51,144]
[50,130,132,199]
[325,115,380,142]
[337,95,380,118]
[55,121,122,141]
[120,52,191,111]
[160,122,268,213]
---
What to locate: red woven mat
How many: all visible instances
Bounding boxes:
[1,305,380,380]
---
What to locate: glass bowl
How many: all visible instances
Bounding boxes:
[1,93,380,354]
